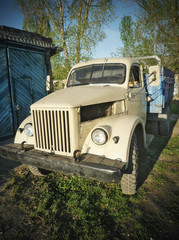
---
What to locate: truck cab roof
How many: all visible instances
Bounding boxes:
[70,57,139,71]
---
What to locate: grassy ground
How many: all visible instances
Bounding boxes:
[0,103,179,240]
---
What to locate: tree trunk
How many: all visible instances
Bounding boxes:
[43,0,70,70]
[75,0,91,64]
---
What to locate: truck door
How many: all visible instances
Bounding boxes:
[127,65,147,122]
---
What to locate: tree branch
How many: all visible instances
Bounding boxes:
[43,0,70,68]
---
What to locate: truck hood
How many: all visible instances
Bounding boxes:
[31,85,126,109]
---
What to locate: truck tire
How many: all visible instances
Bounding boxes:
[28,165,50,176]
[151,121,159,135]
[121,132,138,195]
[159,106,170,136]
[159,120,170,136]
[146,121,159,135]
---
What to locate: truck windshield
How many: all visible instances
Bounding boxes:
[67,63,126,86]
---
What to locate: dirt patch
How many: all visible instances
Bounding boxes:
[0,205,50,240]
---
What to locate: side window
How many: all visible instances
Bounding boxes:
[129,66,141,88]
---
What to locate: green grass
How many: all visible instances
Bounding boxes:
[5,172,147,240]
[171,100,179,114]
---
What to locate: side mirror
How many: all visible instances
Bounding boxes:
[149,65,160,86]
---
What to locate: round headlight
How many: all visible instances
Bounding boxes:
[24,123,33,137]
[91,128,108,145]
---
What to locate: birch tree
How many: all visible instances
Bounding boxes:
[115,0,178,71]
[135,0,179,71]
[17,0,116,77]
[16,0,51,37]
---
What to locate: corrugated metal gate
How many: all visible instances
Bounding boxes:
[0,46,47,138]
[0,46,14,137]
[8,47,47,129]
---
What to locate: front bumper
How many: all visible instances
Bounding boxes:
[0,144,125,183]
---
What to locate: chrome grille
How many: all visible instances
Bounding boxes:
[32,109,71,154]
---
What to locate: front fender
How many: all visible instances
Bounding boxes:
[81,114,146,163]
[14,115,35,145]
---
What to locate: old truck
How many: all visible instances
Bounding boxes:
[0,56,175,195]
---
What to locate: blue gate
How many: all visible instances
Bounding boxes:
[8,47,47,130]
[0,46,48,139]
[0,46,14,138]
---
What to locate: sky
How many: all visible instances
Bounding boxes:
[0,0,138,59]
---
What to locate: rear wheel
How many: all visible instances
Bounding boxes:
[146,106,170,136]
[146,121,159,135]
[151,121,159,135]
[28,165,50,176]
[159,120,170,136]
[121,132,139,195]
[159,106,170,136]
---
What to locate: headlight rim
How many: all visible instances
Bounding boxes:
[24,123,33,137]
[91,128,108,145]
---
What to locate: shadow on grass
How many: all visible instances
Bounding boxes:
[0,138,21,186]
[137,112,178,189]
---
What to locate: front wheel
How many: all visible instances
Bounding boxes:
[121,132,139,195]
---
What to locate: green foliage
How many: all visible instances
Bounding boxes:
[66,0,115,64]
[114,15,158,58]
[51,54,69,80]
[116,0,179,71]
[15,0,51,37]
[118,16,134,57]
[15,0,117,80]
[135,0,179,70]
